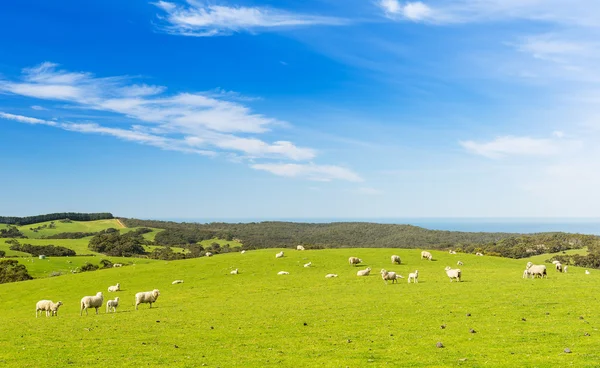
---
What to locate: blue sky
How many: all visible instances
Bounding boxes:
[1,0,600,219]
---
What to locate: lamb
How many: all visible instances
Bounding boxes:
[564,266,568,273]
[106,297,119,313]
[380,269,401,284]
[585,270,590,275]
[297,245,305,251]
[408,270,419,283]
[357,267,371,276]
[113,263,122,268]
[555,263,563,272]
[276,251,284,258]
[325,274,338,278]
[391,255,401,264]
[526,263,547,278]
[205,252,213,257]
[80,292,104,316]
[457,261,464,266]
[522,269,532,279]
[230,269,239,274]
[35,300,63,318]
[449,250,457,255]
[135,289,160,310]
[304,262,312,268]
[348,257,362,266]
[277,271,289,275]
[444,266,461,282]
[172,280,184,284]
[421,251,433,261]
[476,252,484,256]
[241,250,246,254]
[107,283,120,292]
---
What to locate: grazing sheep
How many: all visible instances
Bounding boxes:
[526,263,547,278]
[391,255,401,264]
[296,245,305,251]
[205,252,213,257]
[421,251,433,261]
[304,262,312,268]
[564,266,568,273]
[555,263,563,272]
[348,257,362,266]
[325,274,338,278]
[444,266,461,282]
[106,297,119,313]
[108,283,120,292]
[277,271,289,275]
[552,260,561,265]
[172,280,184,284]
[230,269,239,274]
[276,251,284,258]
[380,269,401,284]
[80,292,104,316]
[526,261,533,269]
[585,270,590,275]
[457,261,464,266]
[408,270,419,283]
[522,269,532,279]
[476,252,484,256]
[113,263,122,268]
[241,250,246,254]
[357,267,371,276]
[35,300,63,318]
[449,250,457,255]
[135,289,160,310]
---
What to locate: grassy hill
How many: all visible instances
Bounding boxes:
[0,248,598,367]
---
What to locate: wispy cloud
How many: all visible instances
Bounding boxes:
[378,1,441,23]
[0,62,360,182]
[251,163,363,182]
[460,134,581,159]
[153,1,348,37]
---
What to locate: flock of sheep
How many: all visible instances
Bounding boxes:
[35,282,161,318]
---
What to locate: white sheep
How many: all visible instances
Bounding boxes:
[526,263,547,278]
[564,265,568,273]
[348,257,362,266]
[421,251,433,261]
[522,269,532,279]
[135,289,160,310]
[35,300,63,318]
[444,266,461,282]
[113,263,122,268]
[80,292,104,316]
[408,270,419,283]
[241,250,246,254]
[278,271,289,275]
[357,267,371,276]
[449,250,457,255]
[172,280,184,284]
[391,255,401,264]
[296,245,305,251]
[276,251,284,258]
[205,252,213,257]
[325,274,338,278]
[476,252,484,256]
[585,270,590,275]
[108,283,120,292]
[457,261,464,266]
[230,269,239,274]
[304,262,312,268]
[552,260,561,265]
[555,263,563,272]
[380,269,401,284]
[106,297,119,313]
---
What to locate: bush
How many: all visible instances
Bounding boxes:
[8,241,76,257]
[0,250,5,257]
[99,259,113,268]
[80,263,99,272]
[0,226,26,239]
[0,260,33,283]
[88,231,146,257]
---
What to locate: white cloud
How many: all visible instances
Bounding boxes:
[30,105,47,111]
[251,163,363,182]
[153,1,348,37]
[378,1,439,22]
[459,135,576,158]
[0,112,57,126]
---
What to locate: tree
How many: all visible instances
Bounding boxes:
[0,260,32,283]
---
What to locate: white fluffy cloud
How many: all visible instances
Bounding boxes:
[251,163,363,182]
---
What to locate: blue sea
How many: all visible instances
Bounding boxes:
[160,218,600,236]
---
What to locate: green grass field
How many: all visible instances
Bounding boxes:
[17,219,125,238]
[199,237,243,248]
[1,248,598,367]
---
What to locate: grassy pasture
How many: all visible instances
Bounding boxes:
[13,255,157,278]
[17,219,124,238]
[199,237,243,248]
[1,248,599,367]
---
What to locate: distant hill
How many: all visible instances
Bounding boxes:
[0,212,113,226]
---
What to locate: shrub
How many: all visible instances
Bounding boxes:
[0,260,32,283]
[80,263,99,272]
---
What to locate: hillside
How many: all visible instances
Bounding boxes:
[0,249,598,367]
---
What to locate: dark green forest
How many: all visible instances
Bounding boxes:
[0,212,113,225]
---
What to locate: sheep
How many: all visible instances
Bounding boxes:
[80,292,104,316]
[526,263,547,278]
[205,252,213,257]
[476,252,484,256]
[555,263,563,272]
[585,270,590,275]
[108,283,120,292]
[391,255,401,264]
[297,245,305,251]
[380,269,401,284]
[348,257,362,266]
[408,270,419,283]
[113,263,122,268]
[106,297,119,313]
[421,251,433,261]
[325,274,338,278]
[357,267,371,276]
[444,266,461,282]
[241,250,246,254]
[449,250,457,255]
[35,300,63,318]
[135,289,160,310]
[526,261,533,268]
[457,261,464,266]
[552,260,561,265]
[276,251,284,258]
[172,280,184,284]
[304,262,312,268]
[230,269,239,274]
[277,271,289,275]
[564,265,568,273]
[522,269,532,279]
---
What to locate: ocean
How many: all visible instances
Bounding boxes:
[160,218,600,236]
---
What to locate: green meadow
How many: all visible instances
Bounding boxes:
[1,248,598,367]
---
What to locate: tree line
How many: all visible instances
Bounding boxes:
[0,212,113,226]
